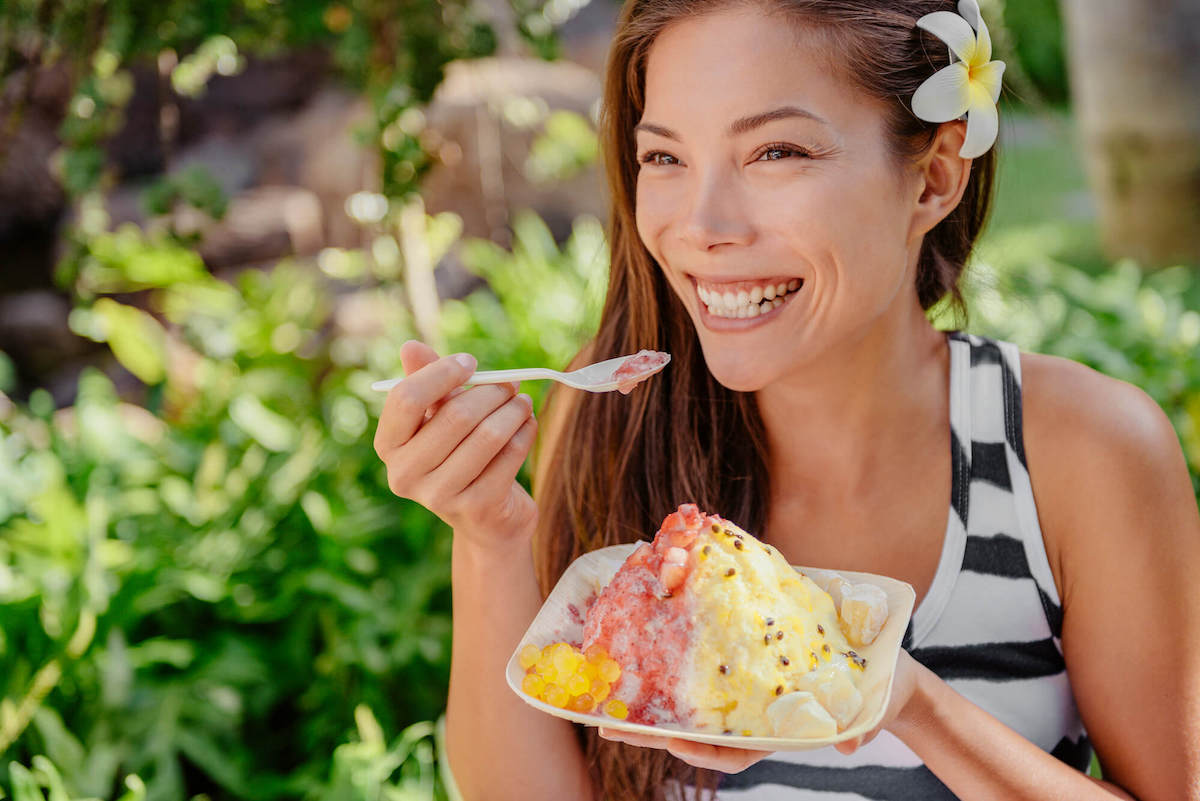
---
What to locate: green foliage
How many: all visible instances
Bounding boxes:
[0,198,604,799]
[449,210,608,399]
[2,0,508,204]
[968,223,1200,495]
[1000,0,1070,105]
[525,110,600,184]
[142,167,228,222]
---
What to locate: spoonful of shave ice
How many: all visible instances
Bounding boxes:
[371,350,671,395]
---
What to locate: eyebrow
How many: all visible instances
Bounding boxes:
[633,105,828,141]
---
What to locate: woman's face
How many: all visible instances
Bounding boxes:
[634,6,923,391]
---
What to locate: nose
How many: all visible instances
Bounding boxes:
[676,169,754,251]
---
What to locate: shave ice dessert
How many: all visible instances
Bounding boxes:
[610,349,671,394]
[519,504,890,738]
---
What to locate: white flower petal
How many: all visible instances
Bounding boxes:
[911,63,972,123]
[974,60,1006,103]
[959,85,999,158]
[957,0,982,31]
[916,12,978,65]
[974,7,993,64]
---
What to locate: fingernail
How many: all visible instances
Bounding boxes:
[517,392,532,407]
[454,353,476,371]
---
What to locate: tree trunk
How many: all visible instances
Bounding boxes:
[1059,0,1200,267]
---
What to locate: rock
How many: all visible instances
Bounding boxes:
[420,56,608,248]
[185,185,324,269]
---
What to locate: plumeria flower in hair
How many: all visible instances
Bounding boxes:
[911,0,1006,158]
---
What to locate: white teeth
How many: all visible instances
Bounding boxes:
[697,278,802,319]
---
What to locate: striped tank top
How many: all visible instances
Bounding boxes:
[702,332,1092,800]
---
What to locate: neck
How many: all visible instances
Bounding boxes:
[755,296,950,499]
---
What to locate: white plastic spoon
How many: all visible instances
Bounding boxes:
[371,350,671,395]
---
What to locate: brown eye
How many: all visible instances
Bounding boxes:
[639,151,679,167]
[756,143,811,162]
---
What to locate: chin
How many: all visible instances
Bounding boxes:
[697,346,780,393]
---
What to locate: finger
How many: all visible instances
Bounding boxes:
[375,351,477,452]
[424,393,533,496]
[664,740,768,773]
[596,728,767,772]
[597,729,672,749]
[835,736,861,755]
[400,340,440,376]
[401,382,518,474]
[400,340,480,418]
[458,415,537,502]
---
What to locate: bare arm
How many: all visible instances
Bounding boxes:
[374,341,593,801]
[868,356,1198,801]
[447,537,594,801]
[1020,354,1200,801]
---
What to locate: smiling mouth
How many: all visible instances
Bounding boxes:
[694,277,803,319]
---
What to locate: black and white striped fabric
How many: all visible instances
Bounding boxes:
[704,332,1092,800]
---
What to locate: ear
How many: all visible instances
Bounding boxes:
[908,120,973,240]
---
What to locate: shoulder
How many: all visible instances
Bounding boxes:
[1018,348,1196,598]
[1016,353,1200,798]
[1019,349,1180,475]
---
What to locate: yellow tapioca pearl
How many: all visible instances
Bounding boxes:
[590,680,611,702]
[522,673,546,696]
[566,673,590,696]
[567,692,596,713]
[542,684,569,708]
[581,662,598,681]
[599,659,621,683]
[519,643,541,670]
[585,644,608,664]
[553,648,583,676]
[603,699,628,720]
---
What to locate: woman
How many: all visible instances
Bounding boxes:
[373,1,1200,799]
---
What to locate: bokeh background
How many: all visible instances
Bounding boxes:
[0,1,1197,799]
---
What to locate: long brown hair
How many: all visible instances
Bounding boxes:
[532,2,997,798]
